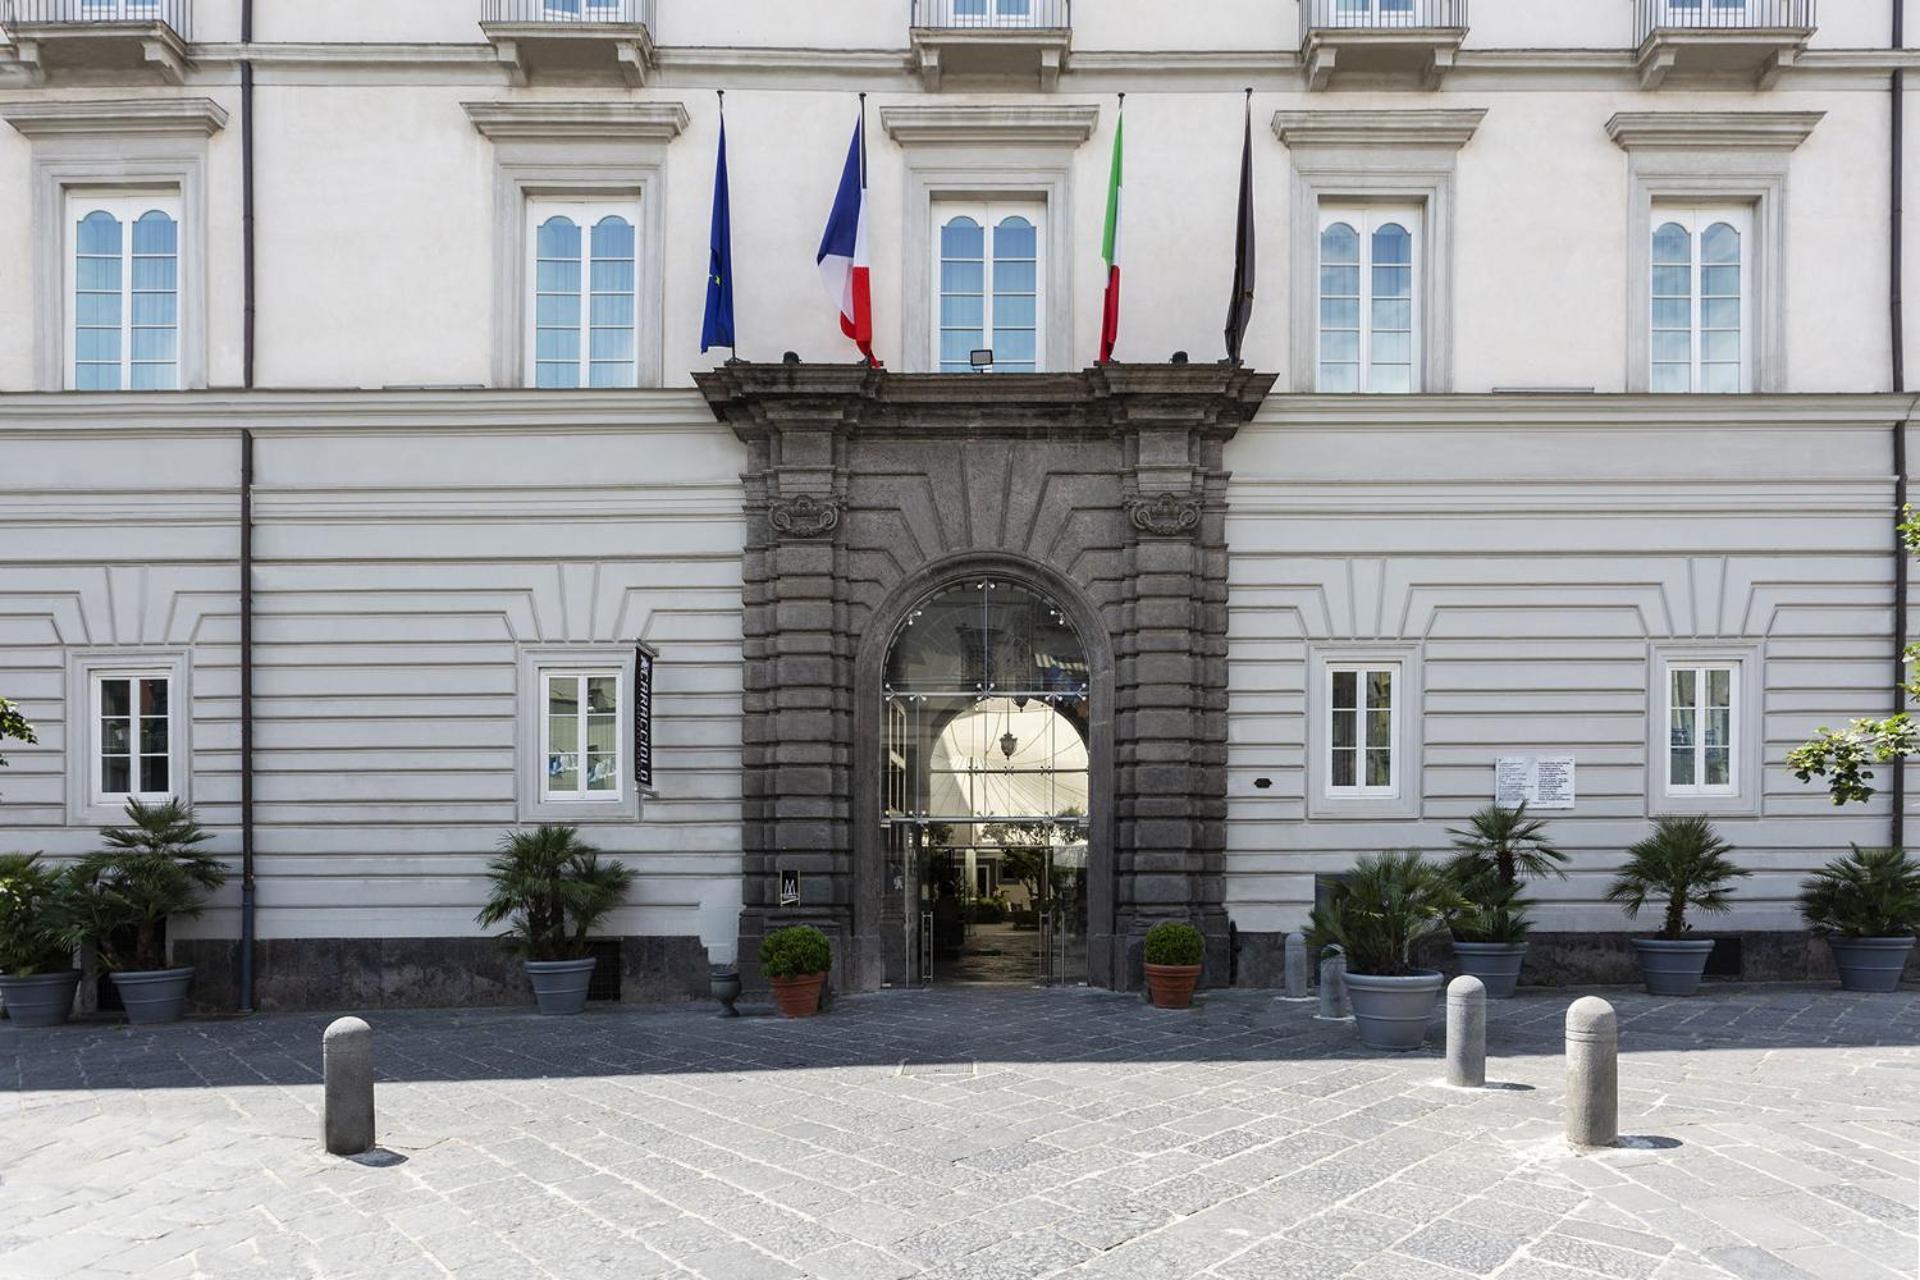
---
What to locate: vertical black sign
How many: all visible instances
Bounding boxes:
[634,647,654,790]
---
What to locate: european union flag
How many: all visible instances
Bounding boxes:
[701,109,735,354]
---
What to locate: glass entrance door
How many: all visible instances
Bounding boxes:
[883,578,1091,986]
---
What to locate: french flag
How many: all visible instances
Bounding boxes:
[817,110,877,366]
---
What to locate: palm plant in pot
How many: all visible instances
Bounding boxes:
[0,854,84,1027]
[1307,851,1462,1051]
[1142,921,1205,1009]
[1445,803,1566,998]
[1606,815,1748,996]
[477,825,633,1015]
[1798,846,1920,993]
[760,926,831,1018]
[67,800,226,1025]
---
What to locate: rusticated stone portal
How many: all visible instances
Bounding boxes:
[696,363,1276,991]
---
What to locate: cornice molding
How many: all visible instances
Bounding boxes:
[1606,110,1824,152]
[461,99,688,144]
[0,388,719,435]
[1272,107,1486,150]
[0,96,228,139]
[1246,392,1919,432]
[878,103,1098,147]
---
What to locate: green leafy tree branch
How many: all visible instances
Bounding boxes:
[1788,505,1920,805]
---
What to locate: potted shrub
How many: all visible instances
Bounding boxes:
[1308,851,1461,1051]
[1142,921,1205,1009]
[477,825,634,1016]
[1445,803,1566,999]
[0,854,83,1027]
[1798,846,1920,993]
[68,800,226,1025]
[760,926,831,1018]
[1606,815,1749,996]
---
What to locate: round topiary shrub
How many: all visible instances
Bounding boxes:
[759,925,832,979]
[1143,921,1204,967]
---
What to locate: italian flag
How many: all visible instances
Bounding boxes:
[1099,100,1124,365]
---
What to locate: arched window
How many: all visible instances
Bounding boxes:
[1317,206,1420,393]
[69,197,179,392]
[934,202,1046,373]
[1650,207,1750,394]
[527,201,640,388]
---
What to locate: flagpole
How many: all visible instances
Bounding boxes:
[719,89,737,363]
[858,91,875,368]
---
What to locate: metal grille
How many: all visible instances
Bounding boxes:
[1636,0,1814,41]
[481,0,653,25]
[584,939,624,1002]
[2,0,188,35]
[911,0,1070,30]
[1302,0,1467,30]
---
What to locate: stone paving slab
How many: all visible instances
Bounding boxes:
[2,985,1917,1280]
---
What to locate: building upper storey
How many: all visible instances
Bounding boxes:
[0,0,1915,396]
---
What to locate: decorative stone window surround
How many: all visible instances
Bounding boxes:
[65,648,192,828]
[516,645,645,823]
[2,97,225,393]
[1645,641,1763,817]
[1273,108,1484,395]
[880,104,1098,374]
[1608,110,1822,395]
[463,100,688,390]
[1304,642,1424,820]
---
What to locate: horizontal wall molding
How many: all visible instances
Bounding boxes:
[1606,110,1825,151]
[0,388,719,435]
[1244,393,1918,431]
[1,96,228,138]
[879,103,1098,147]
[462,99,688,144]
[1273,107,1486,151]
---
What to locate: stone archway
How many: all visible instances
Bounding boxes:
[696,363,1275,991]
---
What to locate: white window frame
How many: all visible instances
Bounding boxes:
[1306,643,1423,819]
[1645,643,1761,816]
[538,668,625,805]
[1663,661,1739,798]
[88,670,175,807]
[63,191,182,393]
[65,650,192,827]
[1323,662,1401,799]
[517,648,644,822]
[524,197,641,391]
[1316,203,1422,394]
[949,0,1043,27]
[931,198,1047,374]
[1649,204,1753,395]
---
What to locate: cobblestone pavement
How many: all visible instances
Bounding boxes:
[2,985,1917,1280]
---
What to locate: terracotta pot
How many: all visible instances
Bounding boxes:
[1144,962,1202,1009]
[770,972,826,1018]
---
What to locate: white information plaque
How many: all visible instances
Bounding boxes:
[1495,756,1576,810]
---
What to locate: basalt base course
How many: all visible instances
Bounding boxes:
[2,986,1916,1280]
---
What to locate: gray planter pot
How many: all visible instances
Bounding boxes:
[1631,938,1716,996]
[109,966,196,1025]
[1827,936,1916,994]
[0,971,82,1028]
[1343,969,1444,1051]
[1451,941,1528,999]
[524,957,598,1015]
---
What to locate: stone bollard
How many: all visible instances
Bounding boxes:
[1316,949,1350,1020]
[323,1016,375,1157]
[1283,932,1309,999]
[1445,975,1486,1088]
[1565,996,1618,1149]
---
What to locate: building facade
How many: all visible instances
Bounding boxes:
[1,0,1915,1007]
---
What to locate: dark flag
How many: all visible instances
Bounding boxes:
[701,93,735,354]
[1224,90,1255,365]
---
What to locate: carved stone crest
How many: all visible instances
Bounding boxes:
[1128,492,1202,537]
[768,493,843,538]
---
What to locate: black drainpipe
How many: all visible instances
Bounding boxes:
[238,0,258,1013]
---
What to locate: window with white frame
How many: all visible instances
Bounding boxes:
[1318,205,1420,393]
[1650,206,1752,394]
[540,669,623,802]
[1666,663,1737,795]
[1326,664,1398,795]
[67,193,180,392]
[526,199,640,389]
[91,672,172,805]
[950,0,1040,27]
[935,200,1044,374]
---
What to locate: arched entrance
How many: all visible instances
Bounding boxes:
[880,578,1092,985]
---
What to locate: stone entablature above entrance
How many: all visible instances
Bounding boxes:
[695,362,1276,993]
